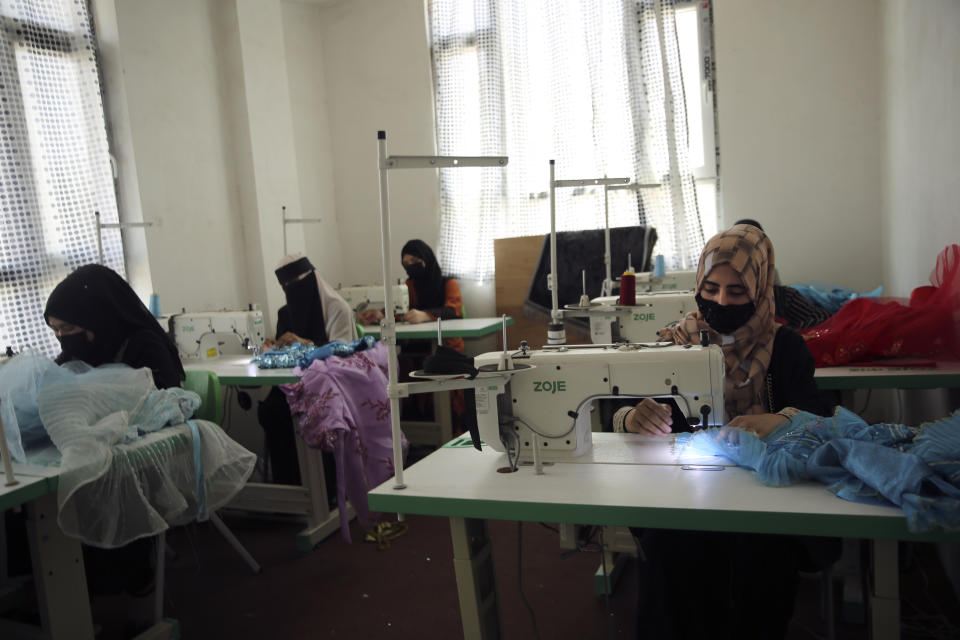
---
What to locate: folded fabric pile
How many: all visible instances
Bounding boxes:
[680,407,960,533]
[253,335,379,369]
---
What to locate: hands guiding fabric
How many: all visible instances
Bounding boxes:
[623,398,673,436]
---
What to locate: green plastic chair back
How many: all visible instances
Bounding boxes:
[356,323,365,338]
[183,369,223,424]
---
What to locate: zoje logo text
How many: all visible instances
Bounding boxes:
[533,381,566,393]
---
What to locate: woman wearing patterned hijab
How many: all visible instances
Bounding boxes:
[618,224,834,640]
[614,223,828,436]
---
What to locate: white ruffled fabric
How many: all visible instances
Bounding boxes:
[36,363,254,548]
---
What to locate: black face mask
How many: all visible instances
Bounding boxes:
[58,332,99,363]
[695,294,756,335]
[282,273,315,299]
[404,263,426,280]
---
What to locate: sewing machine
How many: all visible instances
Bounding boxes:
[337,284,409,318]
[168,309,266,360]
[472,343,725,462]
[635,269,696,292]
[587,292,697,343]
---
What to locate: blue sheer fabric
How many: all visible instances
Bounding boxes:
[0,352,255,547]
[789,282,883,314]
[681,407,960,533]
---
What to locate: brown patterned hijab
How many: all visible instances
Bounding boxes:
[660,224,779,419]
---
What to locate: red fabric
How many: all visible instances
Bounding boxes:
[802,245,960,366]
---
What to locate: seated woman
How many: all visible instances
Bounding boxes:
[258,254,356,486]
[359,239,465,425]
[41,264,183,603]
[615,224,834,639]
[44,263,184,389]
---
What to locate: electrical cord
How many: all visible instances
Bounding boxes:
[508,414,578,441]
[855,388,873,416]
[598,527,615,640]
[517,522,541,640]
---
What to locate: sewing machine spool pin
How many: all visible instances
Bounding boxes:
[498,314,514,371]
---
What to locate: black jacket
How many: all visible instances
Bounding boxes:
[767,327,832,416]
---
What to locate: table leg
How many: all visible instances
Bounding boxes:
[870,539,899,640]
[25,493,94,640]
[450,517,501,640]
[292,415,353,551]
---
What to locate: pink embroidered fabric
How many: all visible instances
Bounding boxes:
[280,343,407,542]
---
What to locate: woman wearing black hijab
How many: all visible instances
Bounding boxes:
[44,264,184,389]
[39,264,182,606]
[359,239,464,351]
[258,254,356,486]
[392,240,466,424]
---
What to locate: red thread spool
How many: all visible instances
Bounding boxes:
[618,270,636,306]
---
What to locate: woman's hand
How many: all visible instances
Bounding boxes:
[623,398,673,436]
[725,413,786,438]
[404,309,433,324]
[263,337,277,350]
[276,332,313,347]
[357,308,384,324]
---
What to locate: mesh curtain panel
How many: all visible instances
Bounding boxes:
[429,0,705,282]
[0,0,122,357]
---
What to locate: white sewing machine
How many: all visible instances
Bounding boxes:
[472,343,725,462]
[588,291,697,343]
[635,269,696,292]
[337,284,409,318]
[168,309,265,360]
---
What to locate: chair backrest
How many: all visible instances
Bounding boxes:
[182,370,223,424]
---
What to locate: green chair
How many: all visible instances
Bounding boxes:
[183,369,223,424]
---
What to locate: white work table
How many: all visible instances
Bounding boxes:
[361,316,513,340]
[368,435,960,640]
[815,360,960,391]
[182,356,346,552]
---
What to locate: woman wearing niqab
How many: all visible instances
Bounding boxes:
[44,264,183,389]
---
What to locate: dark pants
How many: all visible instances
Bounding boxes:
[258,387,337,507]
[634,528,800,640]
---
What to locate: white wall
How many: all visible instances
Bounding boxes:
[110,0,250,314]
[316,0,441,288]
[881,0,960,297]
[713,0,884,293]
[104,0,349,335]
[282,2,345,287]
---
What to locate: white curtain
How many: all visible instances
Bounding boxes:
[0,0,122,357]
[429,0,705,282]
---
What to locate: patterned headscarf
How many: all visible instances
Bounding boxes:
[660,224,779,418]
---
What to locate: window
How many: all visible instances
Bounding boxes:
[429,0,718,282]
[0,0,122,357]
[675,0,718,240]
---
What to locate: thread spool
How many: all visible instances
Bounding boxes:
[618,269,636,306]
[149,293,162,318]
[654,254,666,277]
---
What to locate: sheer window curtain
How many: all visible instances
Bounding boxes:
[0,0,122,357]
[429,0,705,282]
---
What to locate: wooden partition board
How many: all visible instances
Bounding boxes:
[494,235,591,350]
